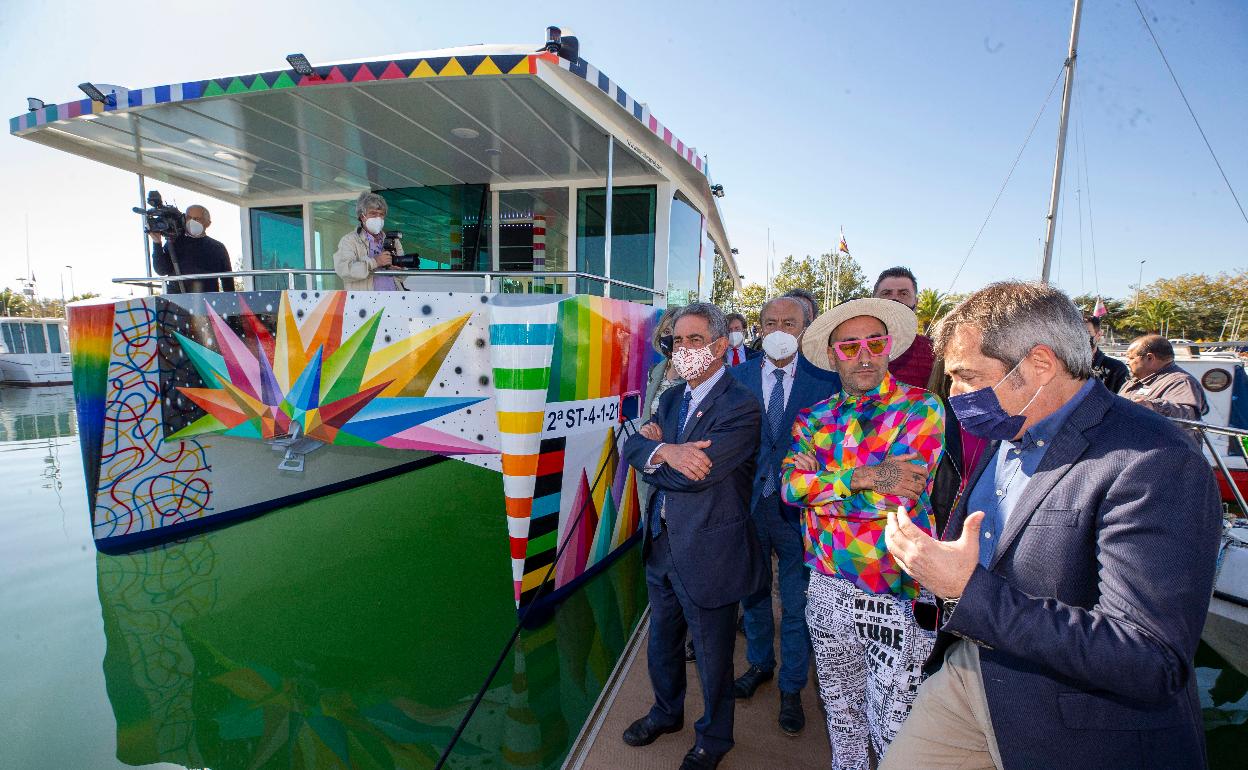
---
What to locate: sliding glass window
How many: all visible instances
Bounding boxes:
[576,186,657,303]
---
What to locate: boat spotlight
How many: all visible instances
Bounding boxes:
[78,82,116,107]
[285,53,315,76]
[543,25,580,62]
[27,97,44,112]
[711,184,725,198]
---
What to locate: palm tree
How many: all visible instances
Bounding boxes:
[0,287,30,317]
[914,288,948,333]
[1128,298,1180,334]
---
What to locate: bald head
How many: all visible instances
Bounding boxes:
[1125,334,1173,379]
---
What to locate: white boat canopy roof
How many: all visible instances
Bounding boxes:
[10,43,738,282]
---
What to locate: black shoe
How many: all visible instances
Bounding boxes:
[679,746,723,769]
[685,639,697,662]
[732,665,774,699]
[622,714,683,747]
[779,690,805,735]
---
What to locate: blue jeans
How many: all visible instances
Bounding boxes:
[741,493,811,693]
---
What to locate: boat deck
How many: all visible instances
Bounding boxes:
[568,598,832,768]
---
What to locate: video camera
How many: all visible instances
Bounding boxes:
[385,231,420,269]
[134,190,185,241]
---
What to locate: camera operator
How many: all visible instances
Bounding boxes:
[334,191,405,291]
[150,205,236,294]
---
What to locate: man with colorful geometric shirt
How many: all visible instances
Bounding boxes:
[781,298,945,770]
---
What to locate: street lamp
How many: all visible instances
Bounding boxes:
[1134,259,1146,308]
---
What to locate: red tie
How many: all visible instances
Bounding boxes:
[731,348,741,366]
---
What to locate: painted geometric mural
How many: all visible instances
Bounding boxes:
[166,292,491,455]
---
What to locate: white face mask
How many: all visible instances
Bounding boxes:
[728,331,745,347]
[185,220,205,238]
[762,330,799,362]
[671,344,717,381]
[363,217,385,235]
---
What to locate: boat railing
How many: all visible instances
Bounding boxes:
[111,269,666,298]
[1170,417,1248,513]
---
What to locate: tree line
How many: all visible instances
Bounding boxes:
[714,256,1247,343]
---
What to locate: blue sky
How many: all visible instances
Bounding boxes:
[1,0,1244,302]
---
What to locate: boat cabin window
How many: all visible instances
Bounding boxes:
[45,324,63,354]
[667,193,704,307]
[498,188,571,294]
[250,205,305,291]
[1,322,25,354]
[576,185,657,303]
[309,184,492,290]
[23,322,48,354]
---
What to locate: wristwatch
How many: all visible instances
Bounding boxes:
[941,596,960,616]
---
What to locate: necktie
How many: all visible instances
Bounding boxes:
[761,369,786,497]
[731,347,741,366]
[650,391,694,538]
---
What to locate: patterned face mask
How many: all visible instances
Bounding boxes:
[671,343,716,381]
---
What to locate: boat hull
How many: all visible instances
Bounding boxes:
[68,289,659,611]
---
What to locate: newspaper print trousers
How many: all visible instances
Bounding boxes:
[806,571,936,770]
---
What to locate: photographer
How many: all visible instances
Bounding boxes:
[150,205,236,293]
[334,191,405,291]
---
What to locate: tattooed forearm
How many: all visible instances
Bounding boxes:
[874,461,901,493]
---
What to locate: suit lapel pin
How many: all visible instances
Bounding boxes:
[696,411,703,419]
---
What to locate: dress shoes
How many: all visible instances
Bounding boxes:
[679,746,723,769]
[778,690,805,735]
[732,664,774,699]
[622,714,683,747]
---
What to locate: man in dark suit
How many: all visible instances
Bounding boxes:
[728,296,839,736]
[881,281,1222,770]
[621,302,765,770]
[725,312,761,367]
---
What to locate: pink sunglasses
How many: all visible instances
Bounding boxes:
[831,335,893,361]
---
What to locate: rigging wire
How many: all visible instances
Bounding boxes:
[1132,0,1248,227]
[434,417,639,769]
[1075,115,1085,295]
[939,63,1067,308]
[1075,84,1101,298]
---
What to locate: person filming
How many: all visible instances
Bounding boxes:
[150,205,235,293]
[334,191,406,291]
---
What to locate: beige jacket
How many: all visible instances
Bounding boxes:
[332,229,403,291]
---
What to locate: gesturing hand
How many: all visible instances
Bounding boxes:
[639,421,663,441]
[852,452,928,499]
[885,507,985,599]
[656,440,713,481]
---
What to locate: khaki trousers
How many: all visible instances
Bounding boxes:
[879,640,1004,770]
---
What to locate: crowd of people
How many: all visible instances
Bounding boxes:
[623,268,1222,770]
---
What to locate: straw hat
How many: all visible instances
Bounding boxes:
[802,298,918,371]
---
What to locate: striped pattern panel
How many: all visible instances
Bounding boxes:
[10,54,538,135]
[556,56,709,177]
[67,302,116,506]
[12,53,712,180]
[547,296,660,402]
[488,301,560,604]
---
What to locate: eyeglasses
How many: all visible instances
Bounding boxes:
[831,335,893,361]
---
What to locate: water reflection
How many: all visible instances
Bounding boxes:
[0,384,77,442]
[96,459,645,769]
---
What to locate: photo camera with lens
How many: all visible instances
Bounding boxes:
[134,190,185,241]
[386,231,420,269]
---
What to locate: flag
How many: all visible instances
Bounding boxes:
[1092,296,1107,318]
[838,232,850,256]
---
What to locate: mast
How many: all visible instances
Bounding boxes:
[1040,0,1085,283]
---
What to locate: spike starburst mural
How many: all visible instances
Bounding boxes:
[169,293,492,455]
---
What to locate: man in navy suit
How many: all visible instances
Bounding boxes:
[728,296,839,736]
[724,312,761,367]
[621,302,765,770]
[881,281,1222,770]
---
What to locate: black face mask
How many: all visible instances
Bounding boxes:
[659,334,674,358]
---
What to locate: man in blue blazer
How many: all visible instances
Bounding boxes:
[881,282,1222,770]
[621,302,766,770]
[728,296,840,736]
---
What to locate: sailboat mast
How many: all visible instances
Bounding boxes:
[1040,0,1085,283]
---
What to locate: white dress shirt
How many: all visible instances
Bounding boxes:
[761,356,797,412]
